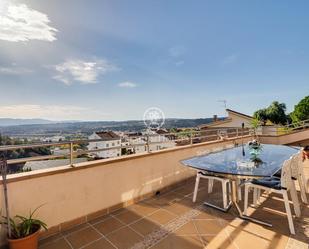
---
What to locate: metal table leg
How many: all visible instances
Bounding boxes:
[230,180,272,227]
[204,200,232,212]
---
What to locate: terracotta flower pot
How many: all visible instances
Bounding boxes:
[8,226,40,249]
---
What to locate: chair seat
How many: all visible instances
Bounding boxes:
[274,170,296,180]
[251,177,283,190]
[199,171,228,180]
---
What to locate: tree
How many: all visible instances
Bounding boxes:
[265,101,287,125]
[253,101,288,125]
[253,109,268,125]
[291,96,309,123]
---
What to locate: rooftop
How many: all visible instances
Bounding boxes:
[95,131,121,141]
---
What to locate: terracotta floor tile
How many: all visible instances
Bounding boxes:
[194,219,224,235]
[174,221,199,235]
[223,219,290,249]
[147,209,177,225]
[173,186,195,196]
[83,238,115,249]
[88,214,110,225]
[106,226,143,249]
[93,216,124,235]
[39,233,63,247]
[151,235,203,249]
[192,208,217,220]
[66,227,101,249]
[114,209,142,224]
[163,200,195,216]
[39,238,72,249]
[129,201,160,216]
[202,233,237,249]
[146,192,183,207]
[62,223,89,236]
[129,217,161,236]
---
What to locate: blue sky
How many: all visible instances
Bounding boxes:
[0,0,308,121]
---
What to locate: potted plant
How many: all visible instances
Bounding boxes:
[0,156,47,249]
[3,207,47,249]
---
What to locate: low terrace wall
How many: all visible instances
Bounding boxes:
[0,136,251,246]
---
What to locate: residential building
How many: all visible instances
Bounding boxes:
[147,129,176,151]
[87,131,121,158]
[200,109,253,129]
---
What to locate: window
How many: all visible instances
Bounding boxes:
[106,143,109,148]
[112,142,115,146]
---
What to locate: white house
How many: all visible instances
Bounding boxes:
[147,129,176,151]
[121,130,176,154]
[87,131,121,159]
[121,132,147,154]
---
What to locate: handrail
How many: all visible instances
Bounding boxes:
[0,127,251,169]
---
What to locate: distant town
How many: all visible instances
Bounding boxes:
[0,110,253,174]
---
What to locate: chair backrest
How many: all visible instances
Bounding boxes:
[281,158,293,189]
[290,152,302,179]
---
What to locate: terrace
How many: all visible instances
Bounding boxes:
[0,129,308,249]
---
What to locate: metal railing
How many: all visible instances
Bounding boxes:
[285,119,309,131]
[256,119,309,136]
[0,127,251,170]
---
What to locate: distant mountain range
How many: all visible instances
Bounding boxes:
[0,118,57,126]
[0,117,223,136]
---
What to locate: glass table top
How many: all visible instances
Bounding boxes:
[181,144,300,178]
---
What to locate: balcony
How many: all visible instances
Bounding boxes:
[0,134,308,249]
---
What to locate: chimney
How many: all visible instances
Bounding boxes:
[213,115,218,122]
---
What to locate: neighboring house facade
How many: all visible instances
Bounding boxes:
[199,109,253,140]
[200,109,253,129]
[122,130,176,154]
[88,131,121,158]
[148,129,176,151]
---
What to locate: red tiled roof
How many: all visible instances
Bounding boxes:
[95,131,120,140]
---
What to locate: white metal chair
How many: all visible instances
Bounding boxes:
[244,158,301,234]
[206,147,225,194]
[208,145,242,201]
[290,152,308,204]
[192,146,231,209]
[193,171,231,209]
[253,152,308,206]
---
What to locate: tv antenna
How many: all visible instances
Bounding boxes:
[218,100,227,109]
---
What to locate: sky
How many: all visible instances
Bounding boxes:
[0,0,308,121]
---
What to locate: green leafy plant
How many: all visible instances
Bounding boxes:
[2,206,47,239]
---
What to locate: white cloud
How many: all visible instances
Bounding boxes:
[0,104,110,121]
[168,45,185,57]
[0,2,57,42]
[0,65,32,75]
[222,54,238,65]
[53,59,117,85]
[118,81,137,88]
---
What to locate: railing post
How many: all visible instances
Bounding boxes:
[146,134,150,153]
[236,128,239,137]
[70,142,74,167]
[190,131,193,145]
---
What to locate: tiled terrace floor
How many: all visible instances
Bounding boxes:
[39,178,309,249]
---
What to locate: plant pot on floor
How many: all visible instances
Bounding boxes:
[8,225,41,249]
